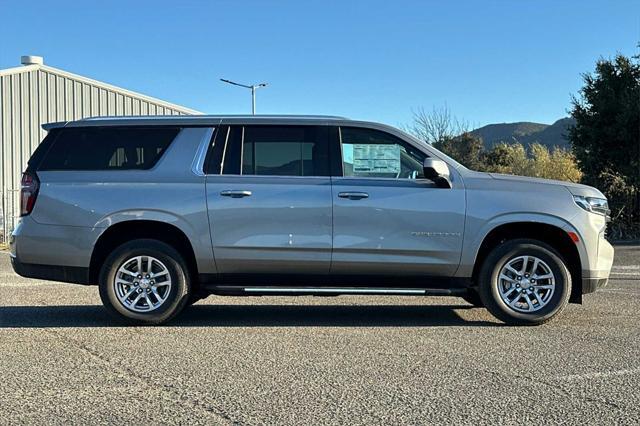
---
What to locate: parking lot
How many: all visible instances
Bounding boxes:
[0,246,638,425]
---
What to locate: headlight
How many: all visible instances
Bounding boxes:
[573,195,610,217]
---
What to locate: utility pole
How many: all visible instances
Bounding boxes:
[220,79,268,115]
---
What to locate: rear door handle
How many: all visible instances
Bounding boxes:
[338,191,369,200]
[220,190,252,198]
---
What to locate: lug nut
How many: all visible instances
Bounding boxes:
[517,276,522,280]
[150,280,155,285]
[137,275,142,279]
[146,275,150,279]
[137,289,142,293]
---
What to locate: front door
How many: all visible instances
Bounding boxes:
[331,126,466,279]
[205,124,332,276]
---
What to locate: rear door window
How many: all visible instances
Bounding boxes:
[206,125,330,176]
[38,126,180,171]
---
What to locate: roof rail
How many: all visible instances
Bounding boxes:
[78,114,348,121]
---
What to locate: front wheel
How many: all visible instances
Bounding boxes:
[478,239,571,326]
[99,239,191,325]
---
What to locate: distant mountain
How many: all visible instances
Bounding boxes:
[471,117,575,149]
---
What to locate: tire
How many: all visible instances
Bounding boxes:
[462,289,483,307]
[99,239,191,325]
[478,239,571,326]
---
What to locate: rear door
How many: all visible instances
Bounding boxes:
[330,126,466,279]
[204,124,332,276]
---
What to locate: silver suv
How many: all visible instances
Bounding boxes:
[10,115,614,325]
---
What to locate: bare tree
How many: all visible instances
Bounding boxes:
[405,104,470,144]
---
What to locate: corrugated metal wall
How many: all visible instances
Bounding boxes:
[0,67,196,244]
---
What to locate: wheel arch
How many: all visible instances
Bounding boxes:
[471,221,583,303]
[89,220,199,289]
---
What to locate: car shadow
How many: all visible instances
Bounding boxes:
[0,304,499,328]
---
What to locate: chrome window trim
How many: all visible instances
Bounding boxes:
[206,174,329,180]
[191,127,216,177]
[332,176,435,184]
[338,126,345,176]
[220,126,231,174]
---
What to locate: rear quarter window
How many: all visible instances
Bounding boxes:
[38,126,181,171]
[26,128,61,172]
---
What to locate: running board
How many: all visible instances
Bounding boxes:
[205,286,466,297]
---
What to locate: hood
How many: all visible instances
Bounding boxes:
[488,173,605,198]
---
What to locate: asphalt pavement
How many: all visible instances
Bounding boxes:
[1,246,638,425]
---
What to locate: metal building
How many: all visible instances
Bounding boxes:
[0,55,199,243]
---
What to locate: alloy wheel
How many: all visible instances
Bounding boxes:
[497,255,556,313]
[113,256,172,312]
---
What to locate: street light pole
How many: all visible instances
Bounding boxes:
[220,79,268,115]
[251,85,256,115]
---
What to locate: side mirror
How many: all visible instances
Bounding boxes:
[423,158,452,188]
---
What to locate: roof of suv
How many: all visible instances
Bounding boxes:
[42,115,349,130]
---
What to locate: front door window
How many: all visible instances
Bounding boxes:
[340,127,426,179]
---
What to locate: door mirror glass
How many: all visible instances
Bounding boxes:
[423,158,451,188]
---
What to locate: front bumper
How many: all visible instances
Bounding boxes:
[581,237,614,295]
[582,277,609,295]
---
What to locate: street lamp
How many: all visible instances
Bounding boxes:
[220,78,268,115]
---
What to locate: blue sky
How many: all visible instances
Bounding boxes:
[1,0,638,128]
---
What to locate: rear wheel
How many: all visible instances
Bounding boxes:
[478,239,571,325]
[99,239,191,325]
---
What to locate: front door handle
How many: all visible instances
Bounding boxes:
[338,191,369,200]
[220,190,252,198]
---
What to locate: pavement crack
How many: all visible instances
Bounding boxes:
[481,369,624,411]
[26,299,243,426]
[43,326,243,425]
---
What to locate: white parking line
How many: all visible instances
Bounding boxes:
[556,368,640,381]
[612,265,640,270]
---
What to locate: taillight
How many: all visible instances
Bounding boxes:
[20,172,39,216]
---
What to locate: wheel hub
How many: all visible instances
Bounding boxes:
[113,255,172,313]
[497,255,556,313]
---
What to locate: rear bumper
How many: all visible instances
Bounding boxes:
[9,216,95,268]
[11,254,90,285]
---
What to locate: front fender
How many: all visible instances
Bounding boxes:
[456,212,585,277]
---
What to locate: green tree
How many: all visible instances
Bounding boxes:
[483,143,528,175]
[569,53,640,238]
[433,133,485,170]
